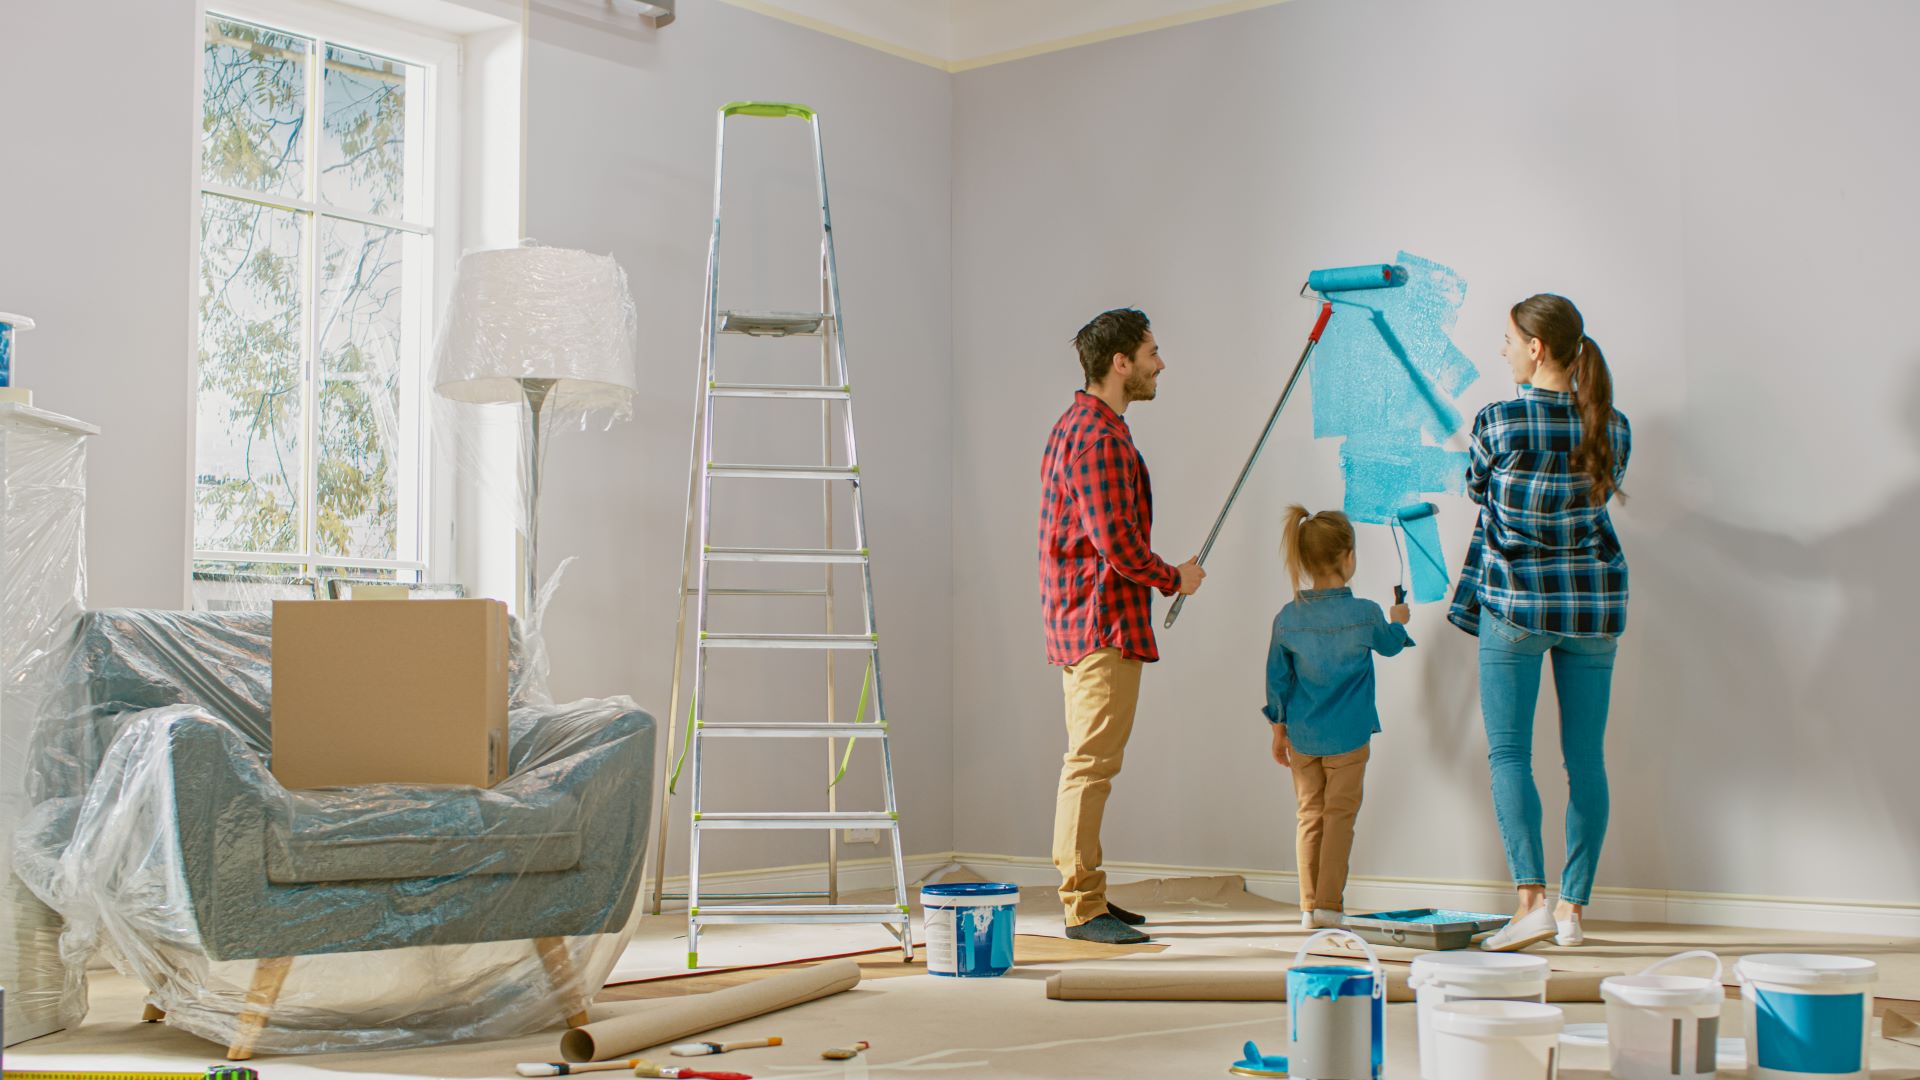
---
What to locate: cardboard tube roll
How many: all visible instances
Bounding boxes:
[1045,965,1609,1003]
[561,959,862,1061]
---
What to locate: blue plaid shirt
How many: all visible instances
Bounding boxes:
[1448,386,1631,637]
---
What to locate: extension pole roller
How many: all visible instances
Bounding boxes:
[1165,262,1404,629]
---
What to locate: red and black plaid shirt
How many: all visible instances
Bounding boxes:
[1039,391,1182,666]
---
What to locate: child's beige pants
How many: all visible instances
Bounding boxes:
[1290,743,1370,912]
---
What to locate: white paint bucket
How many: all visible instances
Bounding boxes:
[1736,953,1876,1080]
[1601,950,1725,1080]
[1287,929,1386,1080]
[1410,951,1550,1079]
[919,882,1017,977]
[1429,1000,1564,1080]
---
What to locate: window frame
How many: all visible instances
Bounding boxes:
[189,0,461,581]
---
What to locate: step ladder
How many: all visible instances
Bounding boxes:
[646,102,912,968]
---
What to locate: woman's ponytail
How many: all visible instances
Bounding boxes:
[1511,295,1625,506]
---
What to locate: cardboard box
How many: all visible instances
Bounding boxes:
[271,598,509,789]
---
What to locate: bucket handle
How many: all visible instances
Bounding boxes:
[1295,928,1386,1000]
[1639,949,1723,984]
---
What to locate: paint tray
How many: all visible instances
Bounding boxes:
[1341,908,1510,951]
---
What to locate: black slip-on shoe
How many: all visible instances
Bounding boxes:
[1105,903,1148,926]
[1064,913,1151,945]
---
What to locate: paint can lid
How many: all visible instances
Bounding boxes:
[919,882,1018,898]
[1736,953,1877,987]
[1431,1000,1565,1038]
[1410,951,1549,988]
[1602,973,1723,1007]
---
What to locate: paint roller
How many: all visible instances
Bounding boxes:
[1388,501,1438,605]
[1165,264,1406,628]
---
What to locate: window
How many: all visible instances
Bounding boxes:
[193,2,457,588]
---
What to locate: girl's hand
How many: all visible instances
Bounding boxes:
[1390,603,1411,624]
[1270,725,1291,767]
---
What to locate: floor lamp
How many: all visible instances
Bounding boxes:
[432,245,637,617]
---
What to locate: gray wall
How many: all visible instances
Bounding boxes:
[0,0,198,610]
[525,0,956,873]
[951,0,1920,903]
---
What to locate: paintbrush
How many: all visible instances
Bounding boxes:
[820,1040,870,1060]
[517,1060,747,1079]
[670,1036,782,1056]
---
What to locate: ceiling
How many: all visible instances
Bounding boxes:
[716,0,1295,72]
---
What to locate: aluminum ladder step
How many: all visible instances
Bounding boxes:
[704,545,867,564]
[697,722,887,738]
[693,811,896,830]
[691,904,905,920]
[691,586,831,598]
[707,463,858,481]
[717,310,827,337]
[700,632,876,650]
[710,381,850,400]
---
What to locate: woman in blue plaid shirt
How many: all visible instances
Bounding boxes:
[1451,294,1631,953]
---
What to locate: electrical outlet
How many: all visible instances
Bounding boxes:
[842,828,879,845]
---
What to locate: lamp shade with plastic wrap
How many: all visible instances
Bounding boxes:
[432,245,639,418]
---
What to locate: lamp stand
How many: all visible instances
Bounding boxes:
[519,377,558,619]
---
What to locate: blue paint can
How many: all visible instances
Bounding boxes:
[0,313,33,388]
[1736,954,1876,1080]
[920,882,1016,977]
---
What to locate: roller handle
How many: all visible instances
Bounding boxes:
[720,101,816,120]
[1166,305,1330,630]
[1393,584,1406,605]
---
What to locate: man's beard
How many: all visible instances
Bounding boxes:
[1125,370,1157,401]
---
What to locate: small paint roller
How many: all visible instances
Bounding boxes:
[1388,501,1438,605]
[670,1037,781,1057]
[821,1040,870,1060]
[1164,262,1405,629]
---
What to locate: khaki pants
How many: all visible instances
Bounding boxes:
[1053,647,1142,926]
[1290,743,1370,912]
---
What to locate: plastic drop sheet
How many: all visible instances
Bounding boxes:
[0,412,91,1043]
[12,607,658,1053]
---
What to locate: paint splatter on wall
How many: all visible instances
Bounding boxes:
[1309,252,1479,602]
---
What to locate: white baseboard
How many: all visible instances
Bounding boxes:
[651,850,1920,939]
[946,852,1920,939]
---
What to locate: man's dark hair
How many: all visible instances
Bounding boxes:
[1073,308,1151,387]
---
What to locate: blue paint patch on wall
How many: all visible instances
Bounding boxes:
[1309,252,1479,599]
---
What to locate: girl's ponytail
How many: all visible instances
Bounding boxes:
[1281,504,1311,596]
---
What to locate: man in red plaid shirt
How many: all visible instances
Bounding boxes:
[1039,308,1204,944]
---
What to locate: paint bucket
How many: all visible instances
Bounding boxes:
[1600,950,1725,1080]
[0,313,33,388]
[1429,1000,1564,1080]
[919,882,1016,978]
[1410,951,1549,1078]
[1736,954,1876,1080]
[1286,929,1386,1080]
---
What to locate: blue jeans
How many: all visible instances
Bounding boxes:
[1478,607,1617,906]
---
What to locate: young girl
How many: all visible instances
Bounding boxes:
[1263,506,1413,928]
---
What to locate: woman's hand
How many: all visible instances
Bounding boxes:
[1270,724,1291,767]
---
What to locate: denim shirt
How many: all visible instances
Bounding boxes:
[1262,587,1414,757]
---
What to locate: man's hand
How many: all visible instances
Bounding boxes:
[1176,556,1206,596]
[1270,724,1291,767]
[1390,603,1411,625]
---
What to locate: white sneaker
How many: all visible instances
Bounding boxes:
[1479,906,1557,952]
[1555,917,1584,946]
[1300,910,1314,928]
[1312,909,1345,929]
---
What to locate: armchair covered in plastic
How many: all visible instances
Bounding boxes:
[13,608,655,1057]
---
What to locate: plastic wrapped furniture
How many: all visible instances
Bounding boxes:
[13,607,655,1057]
[0,404,95,1045]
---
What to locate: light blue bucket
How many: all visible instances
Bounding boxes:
[920,882,1016,977]
[0,313,34,388]
[1736,954,1876,1080]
